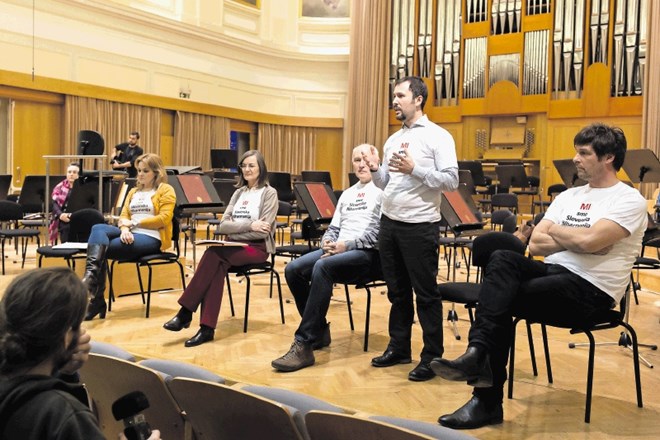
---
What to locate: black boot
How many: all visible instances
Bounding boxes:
[430,346,493,387]
[84,251,107,321]
[164,307,193,331]
[82,243,107,297]
[438,396,503,429]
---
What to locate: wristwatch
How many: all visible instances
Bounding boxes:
[129,219,139,230]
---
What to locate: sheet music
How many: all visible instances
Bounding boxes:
[52,242,88,250]
[194,239,248,247]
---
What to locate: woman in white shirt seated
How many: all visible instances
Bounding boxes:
[163,150,278,347]
[82,153,176,321]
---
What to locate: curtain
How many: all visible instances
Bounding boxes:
[258,123,316,174]
[343,0,391,176]
[64,96,161,161]
[173,111,230,169]
[641,0,660,198]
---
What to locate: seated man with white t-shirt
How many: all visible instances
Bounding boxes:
[271,144,383,372]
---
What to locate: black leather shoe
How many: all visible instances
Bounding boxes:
[438,396,503,429]
[371,350,412,368]
[430,346,493,387]
[184,326,214,347]
[408,361,435,382]
[163,315,192,332]
[84,301,107,321]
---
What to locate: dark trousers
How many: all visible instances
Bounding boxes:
[286,248,379,345]
[379,215,443,362]
[469,250,615,404]
[178,242,267,329]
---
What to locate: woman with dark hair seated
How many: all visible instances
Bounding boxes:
[163,150,278,347]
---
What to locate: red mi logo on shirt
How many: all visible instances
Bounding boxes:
[580,203,591,211]
[400,142,409,150]
[357,192,365,198]
[242,200,249,205]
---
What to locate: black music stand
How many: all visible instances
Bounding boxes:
[19,175,65,214]
[210,149,238,170]
[66,176,115,213]
[553,159,587,187]
[621,149,660,185]
[495,164,529,189]
[458,160,491,186]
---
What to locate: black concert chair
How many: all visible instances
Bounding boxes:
[0,200,41,275]
[489,192,518,214]
[0,175,11,201]
[343,255,387,351]
[107,218,186,318]
[508,285,644,423]
[268,171,295,205]
[36,208,105,269]
[226,245,285,333]
[438,232,526,341]
[531,183,567,216]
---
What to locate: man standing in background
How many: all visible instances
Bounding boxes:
[111,131,143,178]
[362,76,459,382]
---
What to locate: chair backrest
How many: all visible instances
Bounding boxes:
[471,231,527,267]
[369,415,477,440]
[278,200,293,217]
[68,208,105,242]
[547,183,567,199]
[305,411,436,440]
[0,175,11,201]
[301,170,333,189]
[168,378,304,440]
[268,171,295,203]
[89,341,136,361]
[502,213,518,233]
[491,193,518,212]
[79,354,186,440]
[347,172,359,187]
[490,209,515,230]
[139,359,225,383]
[0,200,23,222]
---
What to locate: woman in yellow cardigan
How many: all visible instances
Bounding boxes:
[82,153,175,321]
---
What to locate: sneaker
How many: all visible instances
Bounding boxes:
[312,322,331,350]
[272,340,315,372]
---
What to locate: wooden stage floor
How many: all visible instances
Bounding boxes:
[1,237,659,439]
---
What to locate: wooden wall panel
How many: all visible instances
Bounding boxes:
[12,101,62,187]
[315,128,343,189]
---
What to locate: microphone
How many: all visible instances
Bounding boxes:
[112,391,152,440]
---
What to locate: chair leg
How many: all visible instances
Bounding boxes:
[225,274,235,317]
[243,275,251,333]
[583,329,596,423]
[135,264,146,304]
[541,324,553,383]
[508,317,521,399]
[146,266,153,318]
[364,286,372,352]
[108,261,117,311]
[176,261,187,290]
[447,303,461,340]
[620,321,644,409]
[525,321,539,377]
[344,285,355,331]
[272,270,285,325]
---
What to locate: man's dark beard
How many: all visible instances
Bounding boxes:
[51,329,80,375]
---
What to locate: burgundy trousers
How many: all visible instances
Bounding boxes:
[178,242,267,328]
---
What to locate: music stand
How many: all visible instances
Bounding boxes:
[301,171,333,190]
[18,175,64,214]
[458,160,490,186]
[169,174,224,268]
[621,149,660,184]
[66,176,115,213]
[293,182,337,223]
[495,164,529,189]
[553,159,587,187]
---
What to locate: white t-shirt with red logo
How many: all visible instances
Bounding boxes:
[230,187,265,222]
[543,181,647,302]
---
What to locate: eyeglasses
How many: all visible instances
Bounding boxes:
[239,164,258,170]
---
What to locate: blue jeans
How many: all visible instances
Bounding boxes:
[379,215,443,362]
[88,224,161,261]
[285,248,380,345]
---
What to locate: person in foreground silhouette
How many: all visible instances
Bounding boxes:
[0,267,161,439]
[163,150,278,347]
[430,123,648,429]
[271,144,382,372]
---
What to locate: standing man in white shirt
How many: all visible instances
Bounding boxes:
[362,76,459,382]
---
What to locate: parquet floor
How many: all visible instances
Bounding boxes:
[1,231,659,439]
